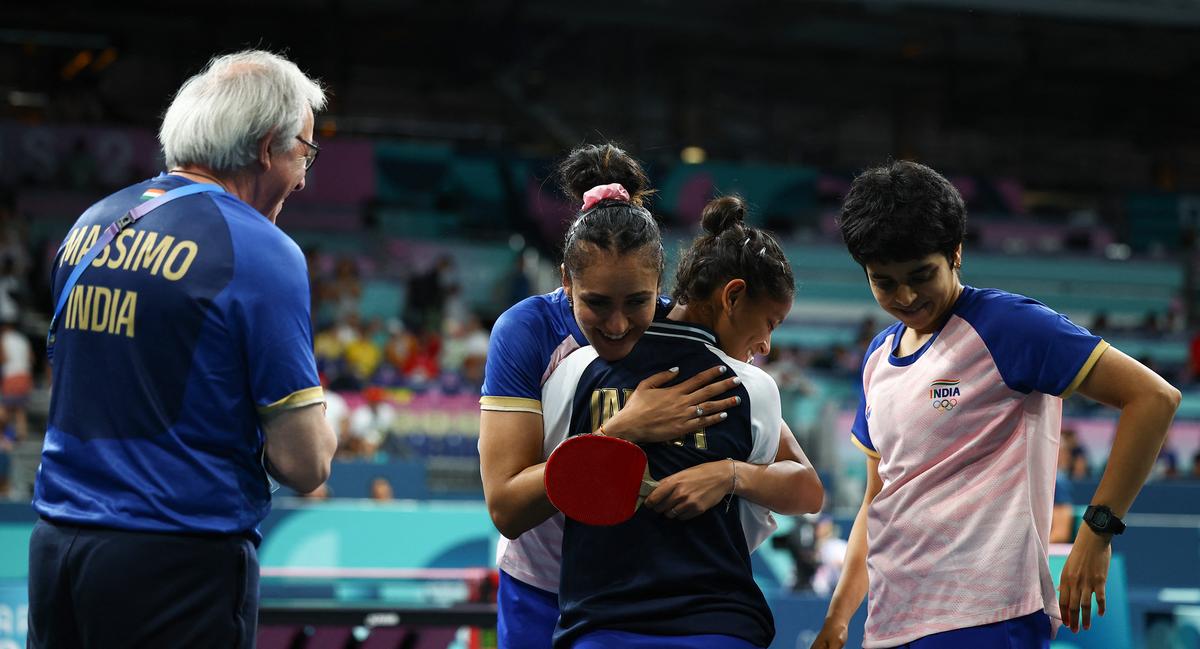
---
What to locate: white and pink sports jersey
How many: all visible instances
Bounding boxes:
[851,286,1107,648]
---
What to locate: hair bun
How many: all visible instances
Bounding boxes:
[557,143,651,207]
[700,195,747,236]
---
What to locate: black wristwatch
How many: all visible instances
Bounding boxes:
[1082,505,1126,536]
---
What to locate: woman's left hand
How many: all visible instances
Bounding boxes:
[643,460,735,521]
[1058,527,1112,632]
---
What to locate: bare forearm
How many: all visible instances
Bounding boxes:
[479,410,559,539]
[1050,505,1075,543]
[734,460,823,515]
[486,463,558,539]
[824,502,870,627]
[1089,390,1179,517]
[265,450,332,494]
[264,404,338,493]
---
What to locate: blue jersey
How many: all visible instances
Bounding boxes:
[34,174,322,540]
[480,288,588,416]
[541,320,780,649]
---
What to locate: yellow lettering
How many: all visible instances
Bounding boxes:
[105,289,122,333]
[601,389,620,422]
[670,429,707,449]
[70,285,93,331]
[589,387,634,433]
[62,284,137,338]
[161,241,198,281]
[107,229,135,269]
[122,231,147,270]
[61,226,200,280]
[132,232,175,275]
[92,239,111,267]
[59,228,84,267]
[590,390,601,432]
[90,286,112,332]
[65,284,85,328]
[72,225,100,266]
[114,290,137,337]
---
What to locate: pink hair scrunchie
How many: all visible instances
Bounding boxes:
[580,183,631,211]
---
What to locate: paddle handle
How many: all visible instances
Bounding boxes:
[638,479,658,498]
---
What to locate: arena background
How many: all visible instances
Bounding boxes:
[1,1,1199,647]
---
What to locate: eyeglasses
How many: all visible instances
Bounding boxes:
[295,135,321,170]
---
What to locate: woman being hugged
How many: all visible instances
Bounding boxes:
[811,161,1181,649]
[542,195,816,649]
[480,144,747,649]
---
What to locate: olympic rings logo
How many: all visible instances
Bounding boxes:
[932,398,957,411]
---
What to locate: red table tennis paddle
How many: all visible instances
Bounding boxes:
[544,434,658,526]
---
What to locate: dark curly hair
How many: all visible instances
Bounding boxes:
[838,160,966,266]
[671,195,794,306]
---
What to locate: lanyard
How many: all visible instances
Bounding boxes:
[46,182,225,361]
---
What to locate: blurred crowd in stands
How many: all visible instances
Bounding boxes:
[3,140,1200,507]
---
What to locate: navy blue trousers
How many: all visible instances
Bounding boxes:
[27,518,259,648]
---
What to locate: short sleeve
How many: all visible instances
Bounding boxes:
[480,302,549,414]
[227,222,322,416]
[740,364,782,464]
[726,360,781,552]
[850,398,879,459]
[850,328,893,459]
[540,347,600,454]
[958,289,1107,397]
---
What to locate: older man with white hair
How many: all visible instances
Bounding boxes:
[28,50,337,648]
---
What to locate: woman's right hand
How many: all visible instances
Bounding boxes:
[602,365,742,444]
[809,621,848,649]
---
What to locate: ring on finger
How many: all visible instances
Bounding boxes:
[695,406,704,417]
[668,508,678,518]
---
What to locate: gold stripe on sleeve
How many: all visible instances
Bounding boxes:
[851,435,881,459]
[1060,340,1111,399]
[479,396,542,415]
[257,386,325,416]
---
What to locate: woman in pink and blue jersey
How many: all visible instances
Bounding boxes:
[480,144,823,649]
[811,161,1181,649]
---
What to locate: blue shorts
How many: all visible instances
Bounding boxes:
[497,570,558,649]
[899,611,1051,649]
[571,629,763,649]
